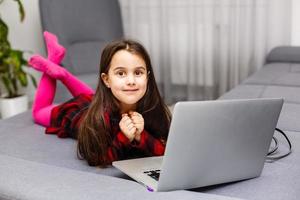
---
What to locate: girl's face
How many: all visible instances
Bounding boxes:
[101,50,148,112]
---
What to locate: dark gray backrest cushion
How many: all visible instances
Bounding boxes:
[39,0,124,74]
[266,46,300,63]
[67,41,107,75]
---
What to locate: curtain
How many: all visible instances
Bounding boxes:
[119,0,291,104]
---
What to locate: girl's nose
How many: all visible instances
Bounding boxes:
[126,74,136,85]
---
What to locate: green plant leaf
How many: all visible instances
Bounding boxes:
[13,0,25,22]
[11,76,18,95]
[10,50,28,69]
[0,0,34,97]
[28,73,37,88]
[1,75,13,97]
[0,18,11,60]
[17,71,27,86]
[0,18,9,40]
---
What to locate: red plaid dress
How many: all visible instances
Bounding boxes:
[45,93,166,163]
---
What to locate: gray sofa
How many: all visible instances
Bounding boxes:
[0,46,300,200]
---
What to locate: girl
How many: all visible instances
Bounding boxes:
[29,32,171,167]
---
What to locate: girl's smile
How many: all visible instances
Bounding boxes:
[123,89,139,93]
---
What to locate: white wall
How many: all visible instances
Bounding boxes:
[292,0,300,45]
[1,0,300,101]
[0,0,45,101]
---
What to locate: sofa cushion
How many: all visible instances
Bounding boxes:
[221,84,300,104]
[0,112,124,178]
[266,46,300,63]
[67,41,106,75]
[0,154,242,200]
[243,63,300,86]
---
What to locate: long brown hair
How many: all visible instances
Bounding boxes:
[77,39,171,167]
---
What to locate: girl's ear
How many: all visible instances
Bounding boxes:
[101,73,110,88]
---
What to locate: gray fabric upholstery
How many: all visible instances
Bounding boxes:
[266,46,300,63]
[68,41,106,74]
[0,112,125,178]
[0,154,241,200]
[1,46,300,199]
[39,0,124,102]
[243,63,300,86]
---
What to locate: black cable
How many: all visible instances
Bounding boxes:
[266,128,292,161]
[275,128,292,149]
[268,136,278,155]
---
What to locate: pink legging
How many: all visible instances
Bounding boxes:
[32,35,94,127]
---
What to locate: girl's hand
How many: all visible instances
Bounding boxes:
[119,114,136,142]
[129,111,144,142]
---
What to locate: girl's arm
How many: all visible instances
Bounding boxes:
[128,111,166,156]
[132,130,166,156]
[105,130,166,163]
[104,131,132,163]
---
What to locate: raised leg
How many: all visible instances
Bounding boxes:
[32,74,57,126]
[31,31,66,126]
[31,32,95,127]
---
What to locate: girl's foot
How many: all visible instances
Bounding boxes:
[29,55,68,80]
[44,31,66,64]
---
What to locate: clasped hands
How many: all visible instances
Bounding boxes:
[119,111,144,142]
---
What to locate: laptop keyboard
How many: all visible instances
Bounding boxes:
[143,169,161,181]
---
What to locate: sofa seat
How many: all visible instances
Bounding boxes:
[244,63,300,86]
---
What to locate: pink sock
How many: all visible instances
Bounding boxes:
[44,31,65,64]
[29,55,68,80]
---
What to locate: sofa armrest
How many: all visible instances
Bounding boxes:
[266,46,300,63]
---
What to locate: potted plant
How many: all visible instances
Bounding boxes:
[0,0,36,118]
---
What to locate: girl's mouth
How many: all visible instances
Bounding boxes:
[123,89,138,92]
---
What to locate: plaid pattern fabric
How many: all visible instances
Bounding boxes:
[105,129,166,163]
[45,93,166,163]
[45,93,92,138]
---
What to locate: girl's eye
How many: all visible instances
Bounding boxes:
[135,70,144,76]
[117,71,126,76]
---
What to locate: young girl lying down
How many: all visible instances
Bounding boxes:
[29,32,171,167]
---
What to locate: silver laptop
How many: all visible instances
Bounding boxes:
[113,98,283,192]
